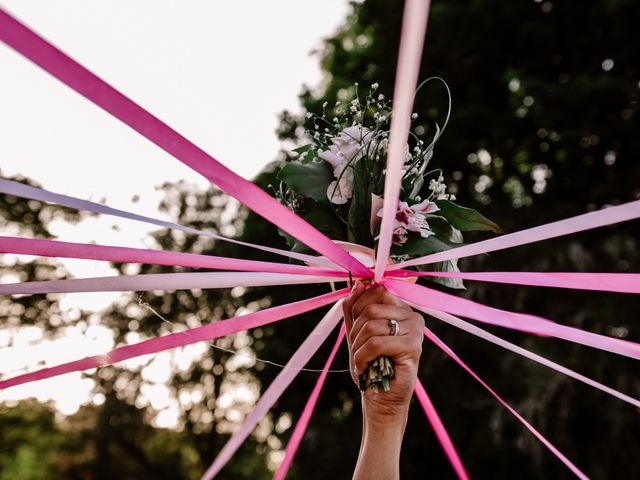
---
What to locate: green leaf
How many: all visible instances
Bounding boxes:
[278,161,333,203]
[292,144,313,154]
[435,200,502,233]
[301,206,347,242]
[391,233,459,257]
[292,144,317,164]
[347,159,374,246]
[417,258,466,290]
[277,204,346,253]
[424,214,462,242]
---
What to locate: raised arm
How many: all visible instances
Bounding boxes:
[343,282,425,480]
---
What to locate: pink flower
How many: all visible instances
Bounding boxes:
[320,125,376,204]
[326,178,353,205]
[372,198,439,245]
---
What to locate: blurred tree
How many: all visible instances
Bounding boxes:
[2,0,640,479]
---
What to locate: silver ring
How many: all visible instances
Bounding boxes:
[389,319,399,337]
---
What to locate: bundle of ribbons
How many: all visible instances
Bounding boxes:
[0,2,638,479]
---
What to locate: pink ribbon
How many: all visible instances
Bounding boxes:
[0,289,347,390]
[422,326,588,480]
[374,0,431,280]
[0,176,340,270]
[273,324,346,480]
[392,270,640,294]
[202,301,344,479]
[0,236,345,278]
[412,305,640,408]
[391,199,640,270]
[385,279,640,360]
[0,10,370,277]
[0,271,345,295]
[414,379,469,480]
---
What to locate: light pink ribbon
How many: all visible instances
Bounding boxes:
[414,379,469,480]
[385,279,640,360]
[392,270,640,294]
[422,326,588,480]
[390,200,640,270]
[0,236,346,278]
[0,289,347,390]
[202,301,344,479]
[412,305,640,408]
[374,0,431,280]
[273,324,346,480]
[0,176,340,270]
[0,271,344,295]
[0,10,370,277]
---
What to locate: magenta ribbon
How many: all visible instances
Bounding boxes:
[273,324,346,480]
[374,0,431,280]
[0,178,340,269]
[0,10,370,278]
[202,302,344,479]
[422,326,588,480]
[391,199,640,270]
[414,379,469,480]
[0,289,347,390]
[0,271,345,295]
[412,305,640,408]
[385,279,640,360]
[392,270,640,294]
[0,236,345,278]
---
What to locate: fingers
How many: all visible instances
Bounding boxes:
[343,281,366,334]
[352,334,423,376]
[351,309,424,360]
[351,284,410,321]
[348,303,414,348]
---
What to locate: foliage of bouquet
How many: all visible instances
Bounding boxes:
[275,80,501,391]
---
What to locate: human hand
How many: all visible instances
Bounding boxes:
[343,282,425,421]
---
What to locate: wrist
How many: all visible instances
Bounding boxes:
[362,398,409,431]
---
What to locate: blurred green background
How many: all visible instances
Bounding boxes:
[1,0,639,478]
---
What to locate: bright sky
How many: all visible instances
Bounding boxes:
[0,0,354,419]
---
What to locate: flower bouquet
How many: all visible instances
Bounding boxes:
[276,80,501,392]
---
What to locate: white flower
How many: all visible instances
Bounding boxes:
[371,82,379,89]
[429,178,447,195]
[378,94,384,101]
[326,178,353,204]
[411,113,418,119]
[322,101,328,108]
[306,112,313,119]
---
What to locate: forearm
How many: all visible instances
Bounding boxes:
[353,405,408,480]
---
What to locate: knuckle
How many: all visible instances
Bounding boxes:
[353,352,364,369]
[381,290,396,304]
[362,320,376,337]
[410,340,423,358]
[367,336,382,352]
[361,303,379,319]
